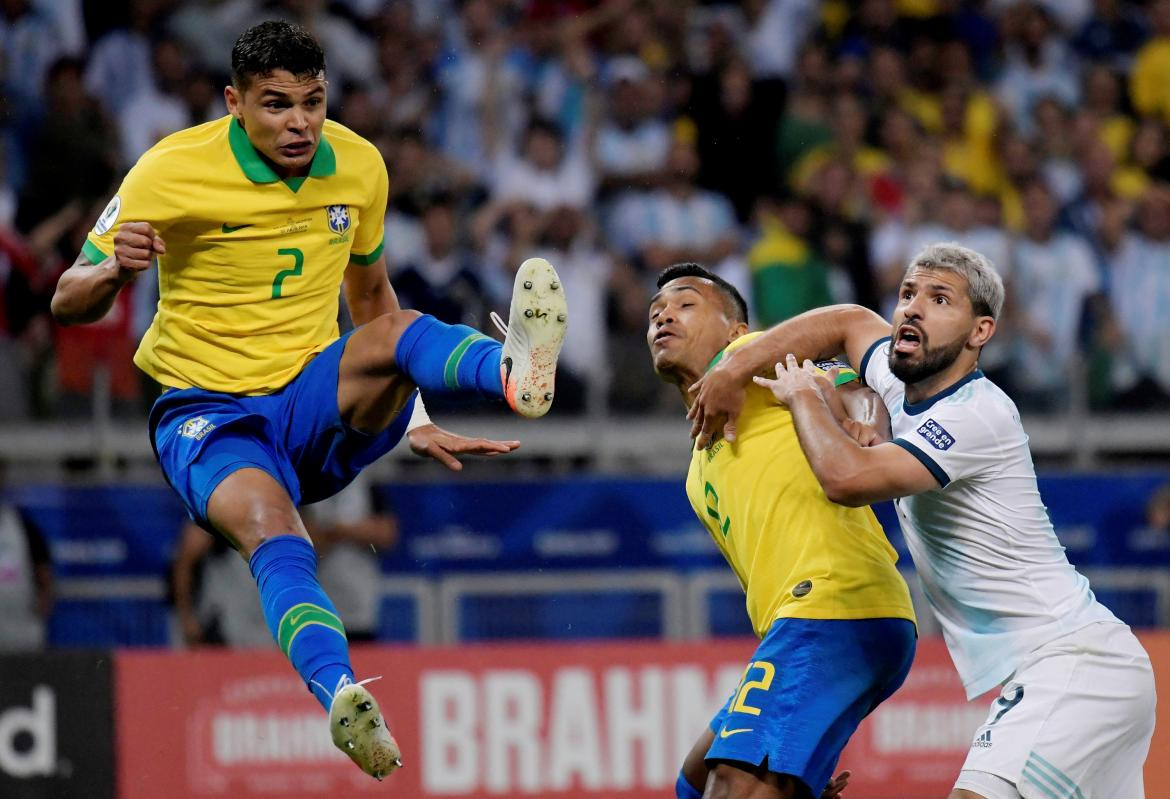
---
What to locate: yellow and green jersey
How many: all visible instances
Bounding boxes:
[83,115,388,395]
[685,332,915,637]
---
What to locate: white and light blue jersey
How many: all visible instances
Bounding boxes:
[861,337,1121,699]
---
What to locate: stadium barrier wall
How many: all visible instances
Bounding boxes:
[0,651,115,799]
[109,633,1170,799]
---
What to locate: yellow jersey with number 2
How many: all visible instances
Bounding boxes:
[685,332,915,637]
[83,115,388,395]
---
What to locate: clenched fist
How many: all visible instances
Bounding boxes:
[113,221,166,277]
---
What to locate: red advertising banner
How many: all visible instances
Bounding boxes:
[116,634,1170,799]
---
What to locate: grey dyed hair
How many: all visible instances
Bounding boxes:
[905,242,1004,320]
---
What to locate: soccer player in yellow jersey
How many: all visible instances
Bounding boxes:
[646,264,915,799]
[49,22,567,781]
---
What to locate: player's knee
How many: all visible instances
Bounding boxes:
[705,764,757,799]
[370,308,422,341]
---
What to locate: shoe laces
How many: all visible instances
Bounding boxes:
[489,311,508,338]
[312,673,383,702]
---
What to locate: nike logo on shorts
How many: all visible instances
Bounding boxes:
[221,223,250,233]
[719,726,752,739]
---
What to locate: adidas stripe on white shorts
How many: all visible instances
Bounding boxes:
[954,621,1156,799]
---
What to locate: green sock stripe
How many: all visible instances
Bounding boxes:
[277,602,346,656]
[442,333,490,389]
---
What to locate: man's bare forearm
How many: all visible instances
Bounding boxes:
[786,387,874,506]
[720,305,881,382]
[51,252,136,325]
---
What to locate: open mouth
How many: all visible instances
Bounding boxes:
[280,141,312,157]
[654,329,677,344]
[894,324,923,354]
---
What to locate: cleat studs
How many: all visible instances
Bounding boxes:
[557,313,566,322]
[357,701,372,712]
[543,392,553,402]
[521,392,532,402]
[523,280,533,289]
[550,281,559,290]
[524,309,534,318]
[340,718,350,727]
[346,741,355,750]
[394,758,403,768]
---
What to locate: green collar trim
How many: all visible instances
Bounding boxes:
[706,349,726,372]
[228,117,336,189]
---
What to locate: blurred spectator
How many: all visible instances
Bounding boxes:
[692,57,782,222]
[433,0,525,179]
[392,191,490,329]
[171,473,397,647]
[804,158,879,310]
[995,2,1079,135]
[1129,0,1170,125]
[1007,179,1103,409]
[593,57,670,199]
[1060,139,1128,266]
[15,57,118,236]
[490,116,594,213]
[269,0,378,90]
[773,43,833,182]
[1073,0,1148,68]
[937,80,1000,196]
[168,0,260,71]
[0,223,51,419]
[742,0,819,79]
[1080,62,1136,164]
[607,132,743,291]
[0,0,70,114]
[0,464,53,651]
[118,38,196,166]
[791,93,890,197]
[53,198,141,417]
[83,0,164,115]
[1105,184,1170,409]
[748,195,833,327]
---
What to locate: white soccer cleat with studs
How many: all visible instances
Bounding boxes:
[327,676,402,781]
[492,257,568,418]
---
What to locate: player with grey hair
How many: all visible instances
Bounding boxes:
[688,242,1155,799]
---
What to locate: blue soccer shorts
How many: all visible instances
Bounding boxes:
[706,616,916,796]
[149,331,415,529]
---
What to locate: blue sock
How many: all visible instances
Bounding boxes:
[394,314,504,399]
[676,772,704,799]
[249,535,353,711]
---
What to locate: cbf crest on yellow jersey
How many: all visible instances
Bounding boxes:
[685,332,915,637]
[83,116,388,395]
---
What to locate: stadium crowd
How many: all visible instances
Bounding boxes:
[3,0,1170,419]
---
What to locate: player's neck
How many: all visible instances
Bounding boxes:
[673,367,703,410]
[903,360,979,405]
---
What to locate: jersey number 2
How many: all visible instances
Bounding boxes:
[272,247,304,298]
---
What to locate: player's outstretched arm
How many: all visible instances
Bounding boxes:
[755,355,937,507]
[51,221,164,325]
[688,304,888,449]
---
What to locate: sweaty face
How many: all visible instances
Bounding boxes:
[647,277,741,383]
[228,69,327,177]
[888,268,978,384]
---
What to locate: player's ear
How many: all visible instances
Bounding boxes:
[969,315,995,348]
[726,320,749,343]
[224,84,242,119]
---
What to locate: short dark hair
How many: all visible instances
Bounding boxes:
[656,263,748,324]
[231,21,326,90]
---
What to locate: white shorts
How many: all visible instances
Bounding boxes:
[953,622,1156,799]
